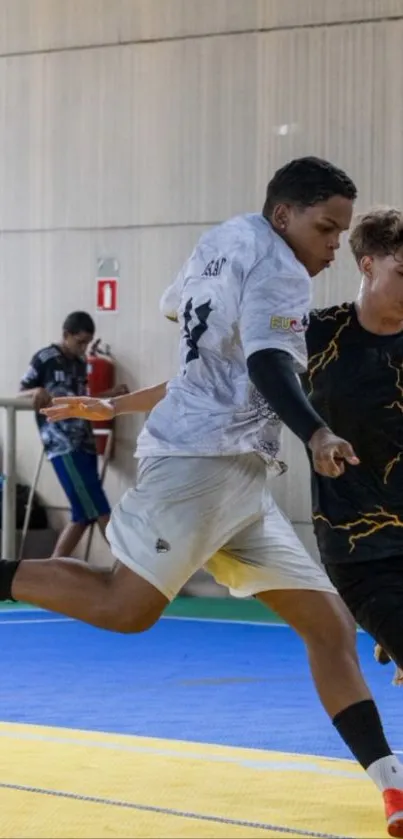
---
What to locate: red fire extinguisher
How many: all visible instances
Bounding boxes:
[87,340,115,455]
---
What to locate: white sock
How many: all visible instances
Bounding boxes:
[367,756,403,792]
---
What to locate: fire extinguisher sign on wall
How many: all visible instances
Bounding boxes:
[96,257,119,313]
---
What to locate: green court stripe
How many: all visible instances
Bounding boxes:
[0,597,283,623]
[166,597,282,623]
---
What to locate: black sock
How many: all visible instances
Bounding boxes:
[0,560,20,601]
[333,699,392,770]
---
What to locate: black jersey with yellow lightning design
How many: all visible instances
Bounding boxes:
[302,303,403,563]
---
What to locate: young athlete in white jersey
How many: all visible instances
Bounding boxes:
[2,157,403,837]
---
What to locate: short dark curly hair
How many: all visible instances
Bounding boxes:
[349,207,403,263]
[263,156,357,216]
[63,311,95,336]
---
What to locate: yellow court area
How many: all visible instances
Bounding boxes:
[0,722,386,839]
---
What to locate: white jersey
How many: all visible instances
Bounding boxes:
[136,213,311,471]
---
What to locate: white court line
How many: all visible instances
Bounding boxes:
[164,615,365,632]
[3,726,394,775]
[164,615,292,628]
[0,727,363,780]
[0,610,292,629]
[0,614,284,628]
[0,611,366,632]
[0,617,72,625]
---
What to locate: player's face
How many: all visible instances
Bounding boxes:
[63,330,93,358]
[276,195,353,277]
[362,249,403,319]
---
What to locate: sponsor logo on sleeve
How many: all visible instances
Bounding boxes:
[270,314,309,333]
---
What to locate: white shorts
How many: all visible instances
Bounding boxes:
[106,454,335,601]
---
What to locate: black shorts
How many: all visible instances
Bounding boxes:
[327,556,403,668]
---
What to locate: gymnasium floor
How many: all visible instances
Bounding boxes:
[0,597,400,839]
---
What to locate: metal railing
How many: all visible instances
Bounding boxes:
[0,399,114,562]
[0,398,34,560]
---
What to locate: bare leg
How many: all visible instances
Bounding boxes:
[97,514,110,542]
[12,559,168,633]
[257,589,371,717]
[52,521,88,557]
[256,588,403,839]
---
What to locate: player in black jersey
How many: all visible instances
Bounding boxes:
[303,208,403,689]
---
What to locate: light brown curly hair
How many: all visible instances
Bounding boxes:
[349,207,403,264]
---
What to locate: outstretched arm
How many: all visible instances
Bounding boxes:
[109,382,167,415]
[41,381,168,423]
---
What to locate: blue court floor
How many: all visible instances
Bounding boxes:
[0,604,401,760]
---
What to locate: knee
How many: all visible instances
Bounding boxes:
[104,598,160,634]
[91,563,168,634]
[113,611,159,634]
[99,574,163,634]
